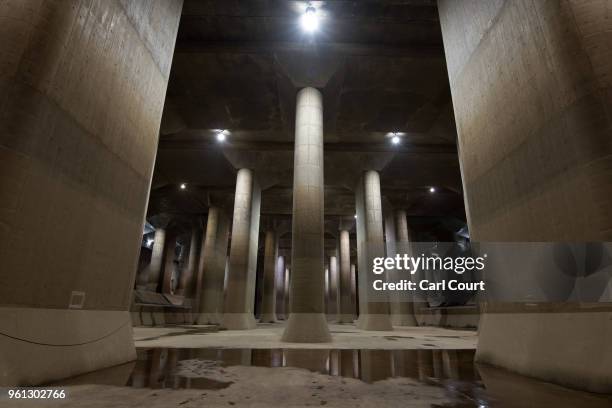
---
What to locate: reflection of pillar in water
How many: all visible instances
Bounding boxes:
[221,349,252,366]
[442,350,460,380]
[432,350,443,378]
[252,349,273,367]
[271,349,284,367]
[130,354,149,388]
[417,350,434,381]
[329,350,340,376]
[166,349,180,389]
[284,349,329,374]
[392,350,419,379]
[359,350,393,383]
[339,350,357,378]
[149,349,168,389]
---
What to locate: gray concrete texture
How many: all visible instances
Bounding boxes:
[0,0,183,386]
[222,168,261,329]
[260,229,277,322]
[438,0,612,393]
[197,207,230,325]
[338,229,353,323]
[355,170,393,330]
[144,228,166,290]
[282,87,331,342]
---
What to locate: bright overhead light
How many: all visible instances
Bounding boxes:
[391,135,400,145]
[429,187,436,193]
[354,214,358,219]
[301,6,319,33]
[216,129,229,142]
[180,183,187,190]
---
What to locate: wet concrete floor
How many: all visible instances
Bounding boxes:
[11,347,607,408]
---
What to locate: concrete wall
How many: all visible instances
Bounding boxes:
[439,0,612,392]
[0,0,182,385]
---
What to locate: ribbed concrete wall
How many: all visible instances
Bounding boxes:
[0,0,182,385]
[439,0,612,392]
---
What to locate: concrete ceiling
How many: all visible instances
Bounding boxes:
[148,0,465,229]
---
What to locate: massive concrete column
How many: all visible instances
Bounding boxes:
[0,0,183,386]
[161,231,178,294]
[284,267,291,317]
[350,264,357,318]
[222,168,261,329]
[275,255,286,319]
[145,228,166,291]
[355,171,392,330]
[338,230,353,323]
[328,255,339,319]
[260,230,278,322]
[282,87,331,342]
[439,0,612,392]
[176,227,201,297]
[388,210,417,326]
[197,207,230,325]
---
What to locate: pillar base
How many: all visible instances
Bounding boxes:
[0,307,135,386]
[357,314,393,331]
[196,313,221,325]
[391,314,418,327]
[221,313,257,330]
[282,313,331,343]
[336,314,354,324]
[476,310,612,393]
[259,314,277,323]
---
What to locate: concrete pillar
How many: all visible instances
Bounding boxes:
[438,0,612,393]
[328,255,339,319]
[176,227,200,297]
[222,168,261,329]
[260,230,278,322]
[355,171,392,330]
[284,266,291,317]
[161,231,178,294]
[388,210,417,326]
[197,207,230,325]
[324,266,330,314]
[338,230,353,323]
[282,87,331,342]
[275,255,286,319]
[350,264,357,318]
[146,228,166,291]
[0,0,183,386]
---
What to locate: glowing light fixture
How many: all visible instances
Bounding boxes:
[216,129,228,142]
[391,135,401,145]
[354,214,358,219]
[429,187,436,193]
[180,183,187,190]
[301,6,319,33]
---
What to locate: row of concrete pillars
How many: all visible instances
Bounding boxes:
[138,87,418,342]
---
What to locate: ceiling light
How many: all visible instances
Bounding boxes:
[429,187,436,193]
[216,129,229,142]
[354,214,358,219]
[180,183,187,190]
[301,6,319,33]
[391,135,400,145]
